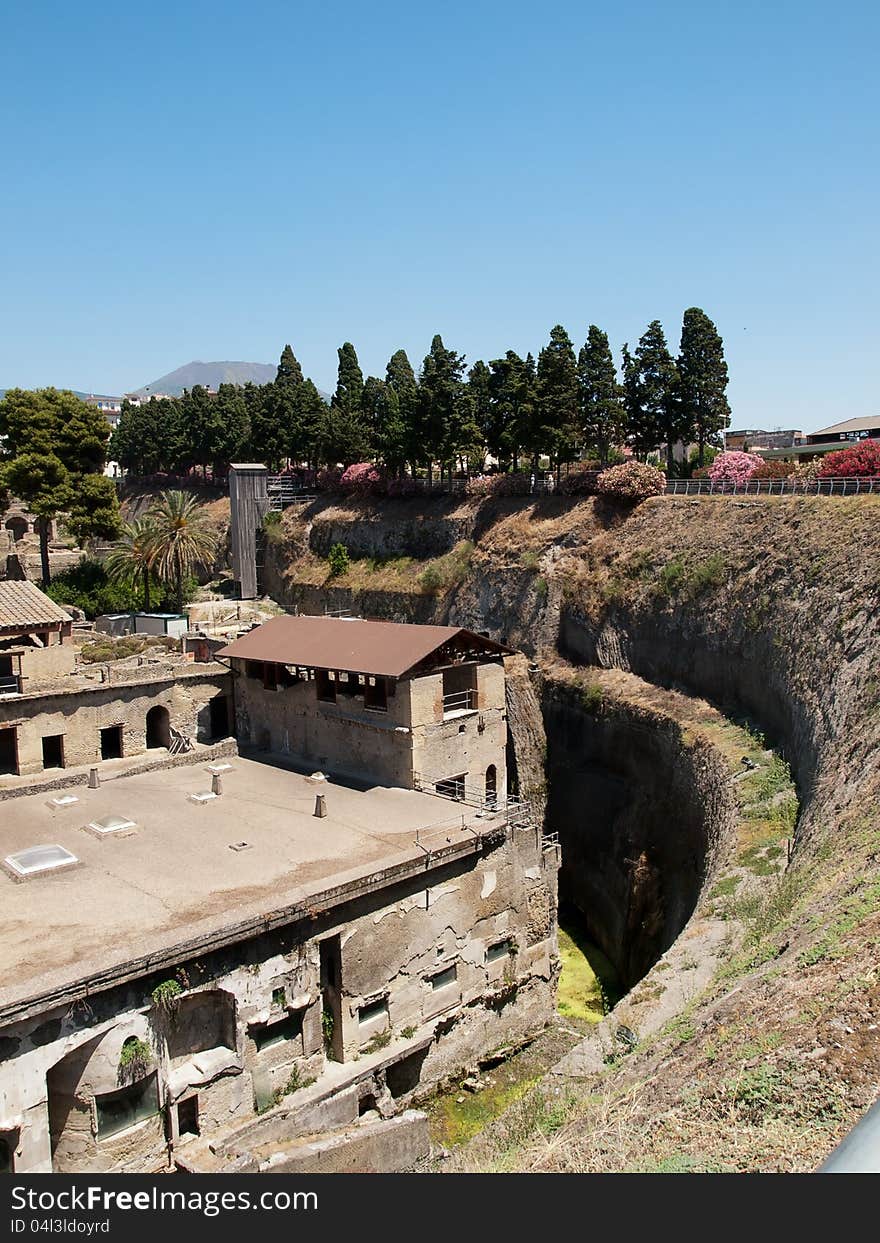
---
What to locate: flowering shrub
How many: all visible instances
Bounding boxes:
[751,460,797,479]
[596,461,666,502]
[708,451,764,484]
[338,462,389,497]
[817,440,880,477]
[691,466,711,479]
[791,459,821,481]
[560,465,601,495]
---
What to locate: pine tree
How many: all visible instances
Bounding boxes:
[535,325,580,475]
[297,381,326,471]
[677,308,730,465]
[213,384,250,469]
[0,388,121,583]
[374,384,408,474]
[578,326,626,466]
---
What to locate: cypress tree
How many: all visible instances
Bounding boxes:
[627,321,682,474]
[385,349,419,470]
[333,342,365,415]
[677,308,730,465]
[535,325,580,476]
[578,325,626,466]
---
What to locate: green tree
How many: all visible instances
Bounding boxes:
[273,344,305,464]
[297,380,326,470]
[487,352,536,471]
[385,349,419,469]
[213,384,250,469]
[110,398,180,475]
[578,326,626,466]
[103,518,158,610]
[418,335,475,480]
[333,342,365,415]
[677,308,730,465]
[146,490,217,611]
[535,326,580,475]
[624,322,682,473]
[0,388,121,583]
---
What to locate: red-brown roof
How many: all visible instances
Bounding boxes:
[0,581,72,632]
[217,616,511,678]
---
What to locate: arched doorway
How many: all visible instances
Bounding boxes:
[485,765,497,809]
[5,516,28,542]
[146,705,171,750]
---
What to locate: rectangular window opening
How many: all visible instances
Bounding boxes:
[436,774,466,801]
[249,1011,304,1052]
[177,1095,199,1137]
[357,997,389,1027]
[486,939,513,964]
[316,669,336,704]
[429,964,457,991]
[95,1076,158,1139]
[364,677,388,712]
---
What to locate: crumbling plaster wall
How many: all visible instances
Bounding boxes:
[1,821,558,1173]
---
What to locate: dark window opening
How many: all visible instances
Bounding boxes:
[249,1010,303,1052]
[95,1075,157,1138]
[0,655,13,677]
[41,735,65,770]
[319,936,343,1062]
[245,660,264,681]
[316,669,336,704]
[263,663,278,691]
[436,774,466,801]
[337,672,361,699]
[429,964,457,991]
[177,1096,199,1137]
[272,986,286,1008]
[442,663,478,715]
[0,1136,12,1173]
[364,677,388,712]
[358,997,389,1027]
[358,1092,379,1116]
[486,939,513,963]
[100,725,123,761]
[0,728,18,776]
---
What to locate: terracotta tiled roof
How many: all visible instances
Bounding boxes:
[0,581,72,631]
[217,616,511,678]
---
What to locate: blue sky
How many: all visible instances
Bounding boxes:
[1,0,877,432]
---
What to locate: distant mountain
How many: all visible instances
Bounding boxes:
[134,360,277,397]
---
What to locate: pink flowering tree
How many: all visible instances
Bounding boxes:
[708,451,764,484]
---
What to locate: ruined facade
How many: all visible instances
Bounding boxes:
[0,617,559,1173]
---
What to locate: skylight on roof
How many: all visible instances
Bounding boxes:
[88,815,136,835]
[4,844,78,878]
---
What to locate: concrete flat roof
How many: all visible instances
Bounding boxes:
[0,756,498,1019]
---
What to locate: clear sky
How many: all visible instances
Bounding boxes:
[1,1,877,432]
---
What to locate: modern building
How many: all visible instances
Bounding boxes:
[757,415,880,462]
[724,429,804,451]
[0,616,558,1174]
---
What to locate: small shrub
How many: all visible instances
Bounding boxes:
[751,460,796,479]
[534,576,548,601]
[596,461,666,502]
[418,541,473,594]
[467,472,532,498]
[316,466,343,492]
[560,465,601,496]
[151,979,183,1017]
[400,1025,417,1039]
[708,451,763,484]
[327,542,350,577]
[520,549,541,570]
[657,557,687,595]
[363,1029,392,1054]
[118,1037,152,1082]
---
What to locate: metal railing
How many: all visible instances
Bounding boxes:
[413,772,533,829]
[442,689,475,714]
[666,476,880,496]
[0,675,21,696]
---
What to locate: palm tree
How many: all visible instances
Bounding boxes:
[103,518,158,610]
[147,491,217,612]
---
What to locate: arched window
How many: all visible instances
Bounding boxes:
[145,705,171,750]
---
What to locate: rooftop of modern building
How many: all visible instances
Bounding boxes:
[0,754,503,1020]
[0,581,71,633]
[217,616,512,679]
[808,415,880,437]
